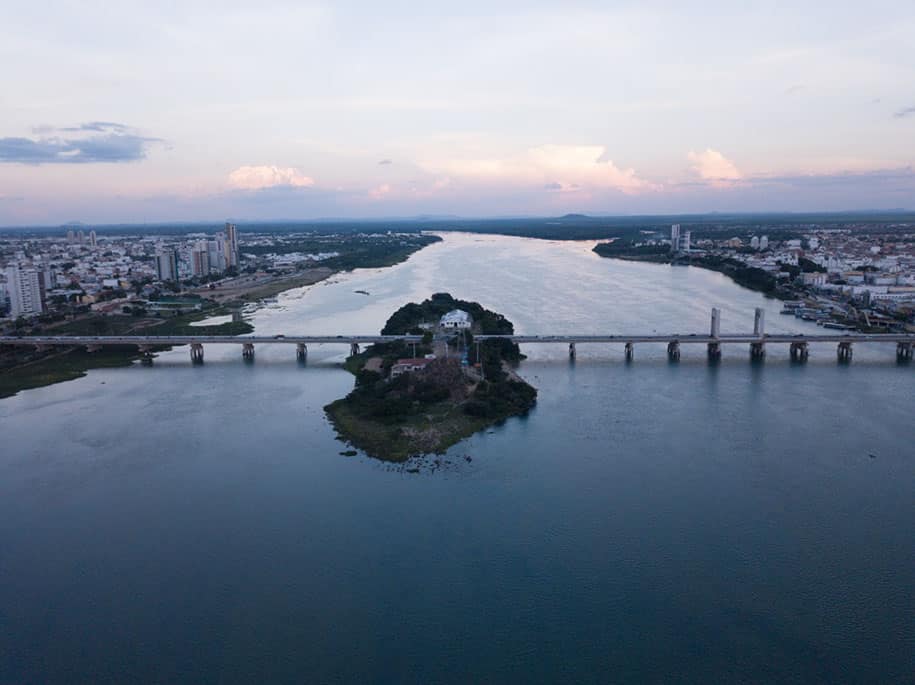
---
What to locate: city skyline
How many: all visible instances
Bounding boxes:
[2,1,915,225]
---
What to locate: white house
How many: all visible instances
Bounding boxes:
[440,309,472,329]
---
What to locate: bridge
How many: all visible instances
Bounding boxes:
[1,309,913,364]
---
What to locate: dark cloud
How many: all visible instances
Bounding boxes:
[0,124,161,164]
[378,159,392,165]
[893,105,915,119]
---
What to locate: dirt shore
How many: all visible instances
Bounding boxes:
[191,267,335,303]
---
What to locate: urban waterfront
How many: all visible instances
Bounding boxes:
[1,233,913,683]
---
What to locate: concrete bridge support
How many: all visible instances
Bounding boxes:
[667,340,680,361]
[750,341,766,360]
[789,341,809,362]
[138,345,154,366]
[624,342,633,362]
[568,342,576,360]
[242,343,255,361]
[896,342,912,362]
[707,342,721,361]
[296,343,308,362]
[837,341,853,363]
[350,342,360,357]
[190,343,204,364]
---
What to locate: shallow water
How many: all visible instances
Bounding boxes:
[1,233,913,683]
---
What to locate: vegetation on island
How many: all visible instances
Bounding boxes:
[325,293,537,462]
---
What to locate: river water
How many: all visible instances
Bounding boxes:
[1,233,913,683]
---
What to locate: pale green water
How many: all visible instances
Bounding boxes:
[1,233,913,683]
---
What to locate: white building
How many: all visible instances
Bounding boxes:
[5,265,44,318]
[681,230,691,252]
[759,236,769,250]
[440,309,472,329]
[750,236,760,249]
[670,224,681,251]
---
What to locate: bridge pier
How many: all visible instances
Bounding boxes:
[837,341,853,363]
[296,343,308,363]
[789,341,809,362]
[568,342,576,360]
[897,341,913,362]
[190,343,204,364]
[624,342,633,362]
[667,340,680,361]
[138,345,154,366]
[242,342,255,361]
[350,342,360,357]
[750,341,766,361]
[707,342,721,361]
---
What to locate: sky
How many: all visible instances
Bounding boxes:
[1,0,914,225]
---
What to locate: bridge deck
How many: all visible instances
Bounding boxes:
[1,333,913,346]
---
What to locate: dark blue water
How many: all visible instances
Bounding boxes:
[1,234,913,683]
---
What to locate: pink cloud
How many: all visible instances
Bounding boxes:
[688,149,742,186]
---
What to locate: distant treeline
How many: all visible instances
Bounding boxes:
[4,211,914,239]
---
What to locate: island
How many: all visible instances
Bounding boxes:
[324,293,537,461]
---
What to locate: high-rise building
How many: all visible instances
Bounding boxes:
[78,229,85,245]
[750,236,760,249]
[224,222,239,269]
[5,265,44,318]
[208,239,225,273]
[191,241,210,277]
[670,224,681,252]
[759,235,769,250]
[89,230,98,248]
[156,249,179,282]
[66,229,75,244]
[681,230,691,253]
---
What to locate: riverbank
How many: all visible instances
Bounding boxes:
[1,237,441,400]
[0,306,254,399]
[191,267,335,303]
[591,243,796,300]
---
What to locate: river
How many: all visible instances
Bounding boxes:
[1,233,913,683]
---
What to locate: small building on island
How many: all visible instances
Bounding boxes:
[390,357,433,378]
[440,309,472,330]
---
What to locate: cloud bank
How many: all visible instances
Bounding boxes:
[0,122,160,164]
[227,165,315,190]
[688,148,742,184]
[425,145,654,194]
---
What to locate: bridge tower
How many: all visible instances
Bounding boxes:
[897,341,913,362]
[750,307,766,360]
[568,342,576,360]
[350,342,360,357]
[190,343,204,364]
[707,308,721,361]
[296,343,307,362]
[624,341,634,362]
[242,342,255,361]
